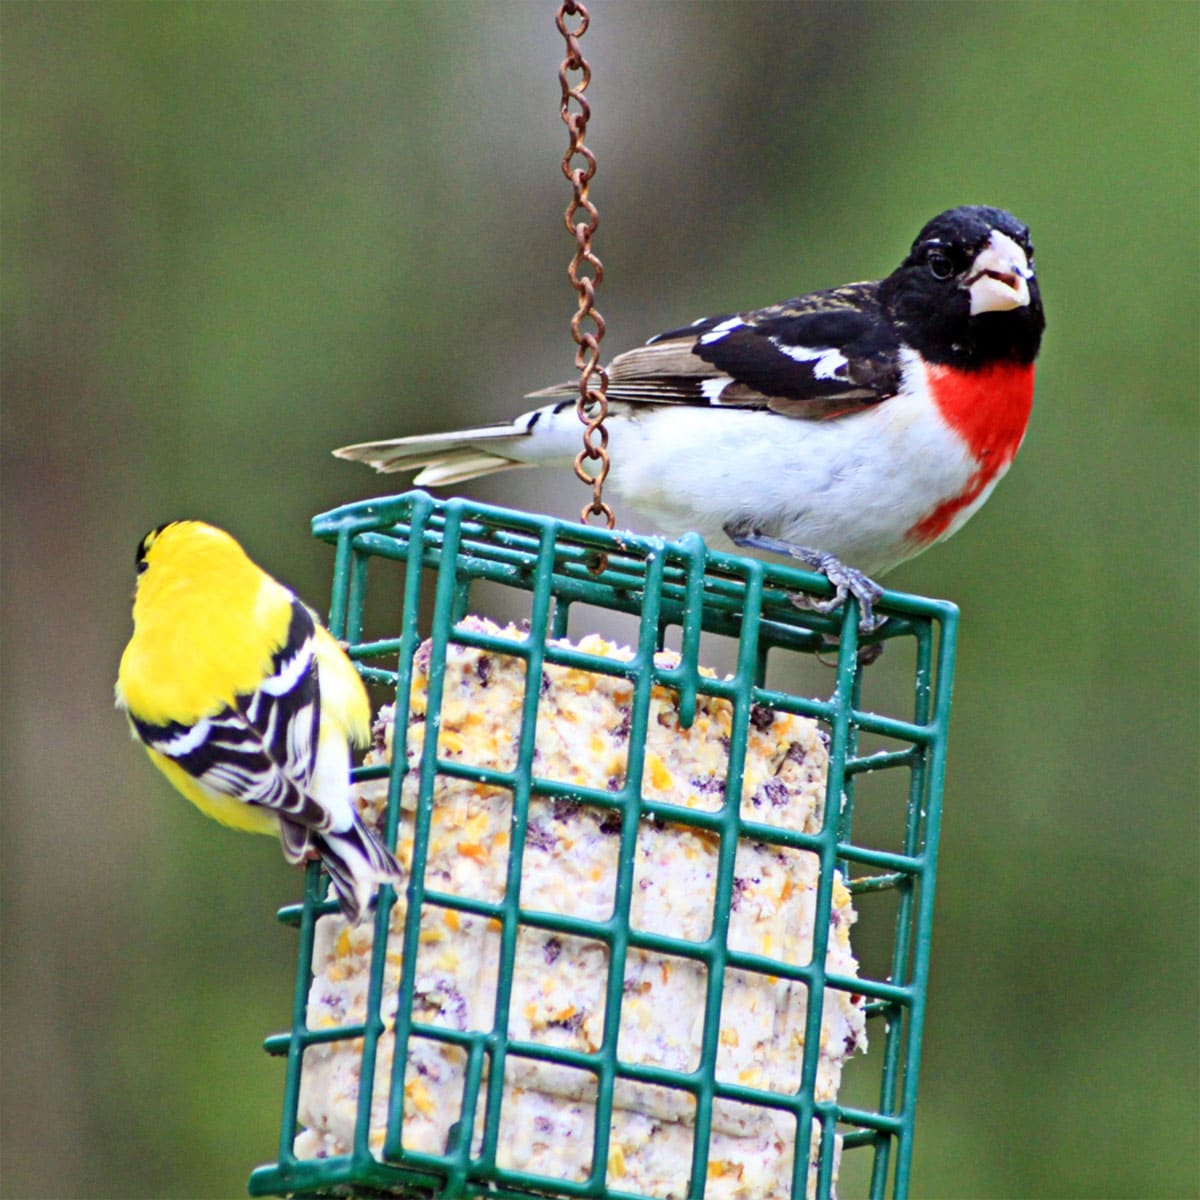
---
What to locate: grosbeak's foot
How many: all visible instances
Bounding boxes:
[790,554,886,633]
[724,526,887,633]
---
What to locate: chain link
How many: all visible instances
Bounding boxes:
[557,0,615,531]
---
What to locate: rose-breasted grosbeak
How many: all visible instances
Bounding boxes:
[336,205,1044,629]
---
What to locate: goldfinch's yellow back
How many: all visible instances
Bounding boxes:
[115,520,398,922]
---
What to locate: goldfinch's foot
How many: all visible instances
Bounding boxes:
[725,526,887,633]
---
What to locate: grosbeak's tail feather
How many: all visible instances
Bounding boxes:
[313,811,402,924]
[415,456,533,488]
[334,206,1045,633]
[335,417,546,485]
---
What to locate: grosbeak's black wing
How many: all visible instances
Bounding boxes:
[590,282,904,420]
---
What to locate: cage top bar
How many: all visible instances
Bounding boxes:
[312,491,959,629]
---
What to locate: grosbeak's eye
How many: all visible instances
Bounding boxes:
[927,249,954,280]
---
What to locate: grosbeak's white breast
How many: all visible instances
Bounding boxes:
[557,352,1034,576]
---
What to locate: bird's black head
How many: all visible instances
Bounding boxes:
[880,205,1045,369]
[134,521,181,575]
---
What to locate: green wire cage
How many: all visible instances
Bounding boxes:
[248,489,957,1200]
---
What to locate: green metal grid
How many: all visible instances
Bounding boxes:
[248,489,957,1200]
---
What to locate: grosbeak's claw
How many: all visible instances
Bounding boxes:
[795,555,886,633]
[725,527,887,634]
[792,589,846,615]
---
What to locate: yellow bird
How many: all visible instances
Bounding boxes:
[115,520,401,922]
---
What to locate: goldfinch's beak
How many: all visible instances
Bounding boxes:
[965,229,1033,314]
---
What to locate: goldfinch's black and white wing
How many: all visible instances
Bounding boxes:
[130,599,399,921]
[128,602,331,848]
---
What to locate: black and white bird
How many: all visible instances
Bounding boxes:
[335,205,1045,628]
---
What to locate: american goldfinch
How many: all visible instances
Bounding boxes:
[115,520,401,923]
[335,205,1044,629]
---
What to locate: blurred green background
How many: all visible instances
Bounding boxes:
[3,2,1197,1198]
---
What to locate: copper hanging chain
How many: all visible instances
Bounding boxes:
[557,0,615,530]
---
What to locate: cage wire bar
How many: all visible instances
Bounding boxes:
[248,490,956,1200]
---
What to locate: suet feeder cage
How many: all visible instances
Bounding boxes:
[250,9,956,1196]
[248,489,957,1200]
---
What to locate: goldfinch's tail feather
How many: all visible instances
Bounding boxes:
[279,817,312,865]
[316,811,402,923]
